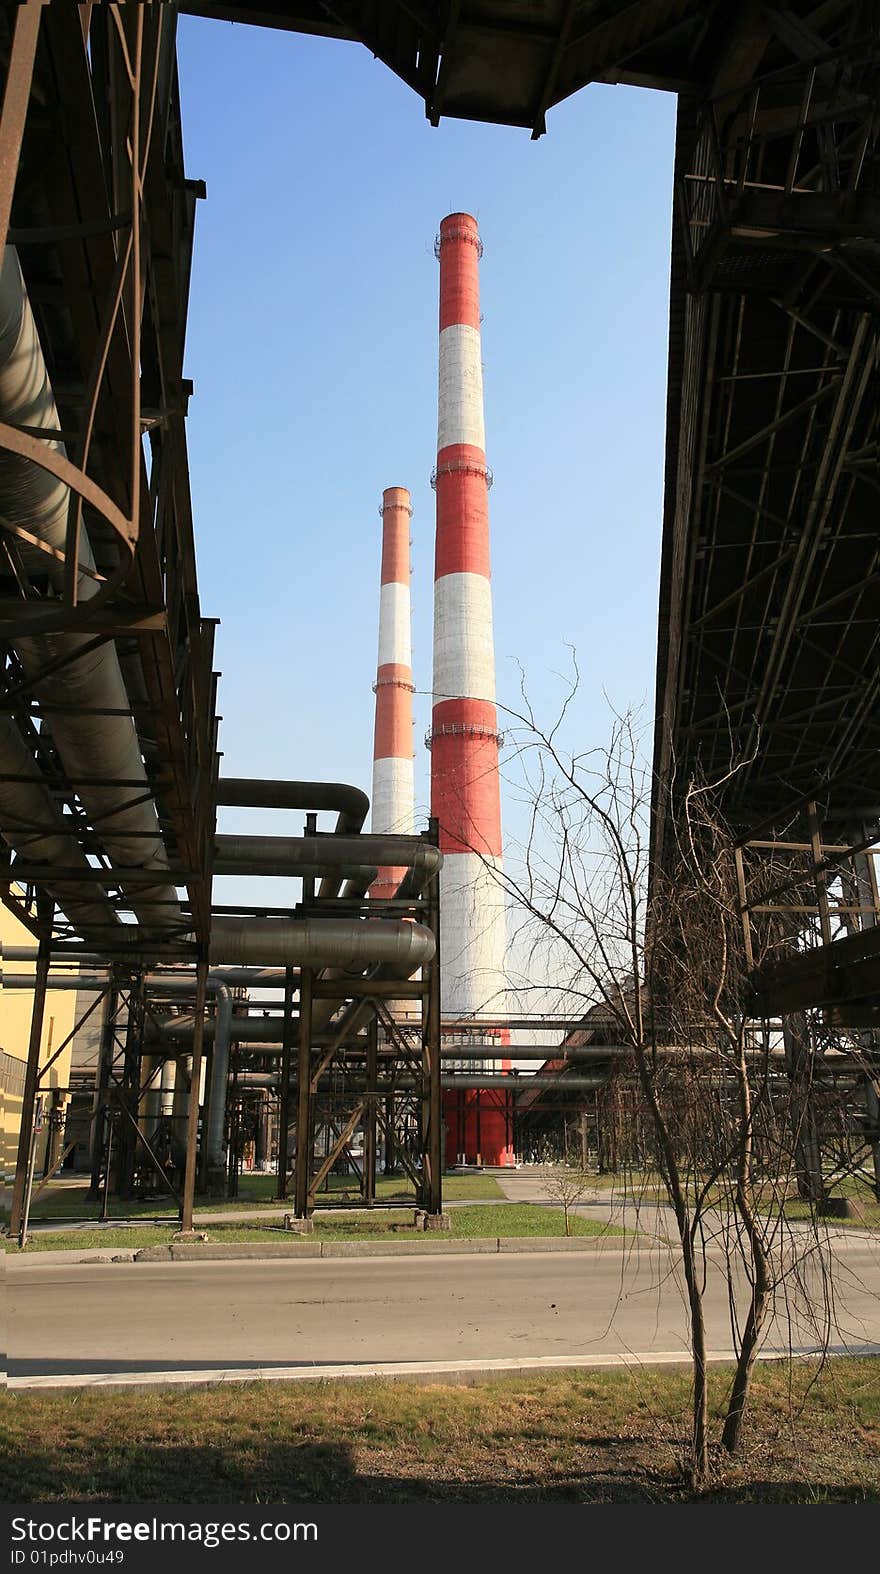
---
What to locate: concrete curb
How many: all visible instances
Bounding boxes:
[321,1237,499,1258]
[15,1346,878,1395]
[129,1235,627,1263]
[137,1241,323,1261]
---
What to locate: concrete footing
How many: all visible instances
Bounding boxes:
[818,1197,865,1220]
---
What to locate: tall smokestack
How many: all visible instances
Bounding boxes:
[430,213,512,1166]
[370,486,415,897]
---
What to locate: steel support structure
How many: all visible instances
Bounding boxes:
[179,960,209,1232]
[276,965,295,1200]
[649,9,880,1206]
[293,967,313,1218]
[420,825,443,1214]
[8,912,51,1236]
[270,824,445,1220]
[364,1016,378,1206]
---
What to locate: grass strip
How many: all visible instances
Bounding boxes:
[2,1170,503,1226]
[3,1357,877,1502]
[7,1203,627,1253]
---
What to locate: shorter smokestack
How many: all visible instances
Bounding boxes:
[370,487,415,895]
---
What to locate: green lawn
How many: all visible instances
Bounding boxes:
[586,1168,880,1229]
[440,1203,623,1238]
[782,1192,880,1228]
[1,1168,503,1225]
[3,1357,877,1502]
[8,1202,626,1253]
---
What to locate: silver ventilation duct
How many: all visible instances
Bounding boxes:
[0,246,179,932]
[0,714,120,932]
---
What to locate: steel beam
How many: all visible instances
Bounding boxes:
[294,967,313,1218]
[8,927,51,1238]
[179,958,207,1231]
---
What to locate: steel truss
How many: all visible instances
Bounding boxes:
[652,2,880,1166]
[0,3,218,958]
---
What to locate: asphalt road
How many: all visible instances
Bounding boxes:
[8,1243,880,1386]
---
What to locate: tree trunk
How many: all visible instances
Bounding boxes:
[722,1030,773,1453]
[721,1264,769,1453]
[634,1043,710,1487]
[682,1227,710,1486]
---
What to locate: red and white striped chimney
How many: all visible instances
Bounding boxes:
[370,486,415,897]
[430,214,509,1107]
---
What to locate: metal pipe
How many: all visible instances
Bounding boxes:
[217,778,368,834]
[207,915,434,970]
[2,948,109,964]
[2,973,112,991]
[233,1074,612,1091]
[1,954,426,994]
[212,833,439,882]
[216,778,371,905]
[206,983,233,1171]
[4,914,436,971]
[149,1012,283,1044]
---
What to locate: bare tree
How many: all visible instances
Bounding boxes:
[481,667,849,1486]
[541,1162,595,1236]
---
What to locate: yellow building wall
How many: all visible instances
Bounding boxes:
[1,906,78,1183]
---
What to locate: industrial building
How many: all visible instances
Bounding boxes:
[1,2,878,1242]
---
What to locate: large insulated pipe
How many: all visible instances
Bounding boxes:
[0,247,178,931]
[12,915,437,971]
[150,1012,292,1045]
[216,779,368,835]
[215,777,371,905]
[135,1026,830,1066]
[0,715,120,933]
[212,833,438,883]
[370,487,415,899]
[207,915,434,970]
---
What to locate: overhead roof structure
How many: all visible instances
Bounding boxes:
[180,0,738,135]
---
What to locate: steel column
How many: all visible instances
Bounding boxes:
[364,1015,378,1205]
[9,925,51,1237]
[782,1012,826,1206]
[276,964,294,1199]
[87,983,119,1200]
[294,967,313,1218]
[383,1093,395,1174]
[179,958,208,1232]
[420,824,443,1215]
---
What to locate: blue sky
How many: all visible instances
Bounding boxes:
[177,18,677,870]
